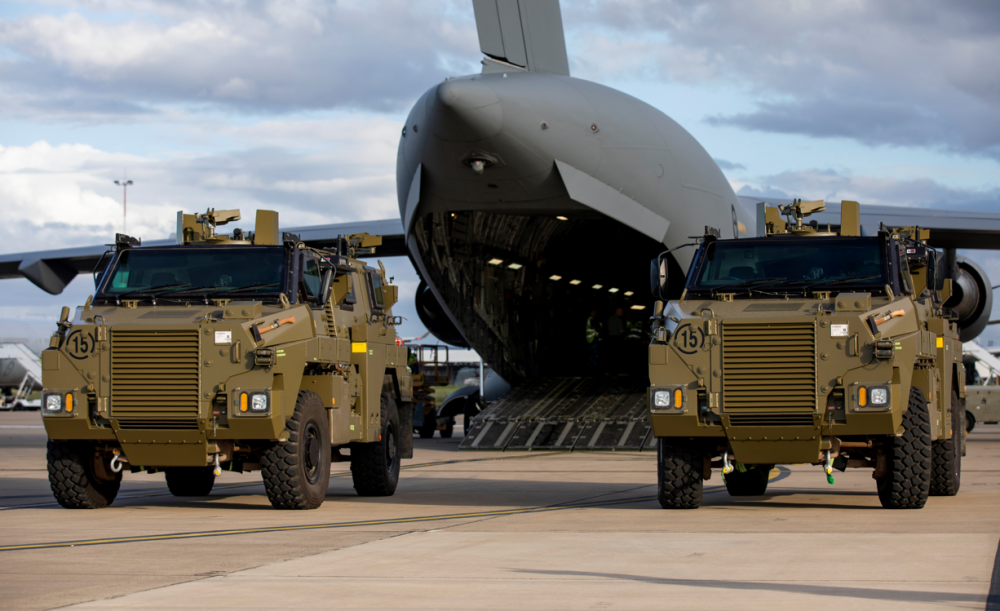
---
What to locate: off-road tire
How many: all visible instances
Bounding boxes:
[165,466,216,497]
[351,391,401,496]
[876,386,932,509]
[930,391,962,496]
[463,398,480,435]
[656,438,703,509]
[724,465,771,497]
[47,440,121,509]
[965,410,975,433]
[261,391,330,510]
[417,409,436,438]
[960,409,968,457]
[439,418,454,438]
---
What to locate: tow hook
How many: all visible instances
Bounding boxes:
[110,448,124,473]
[213,453,222,477]
[722,451,734,475]
[824,450,834,485]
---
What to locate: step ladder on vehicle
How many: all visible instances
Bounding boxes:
[0,343,43,410]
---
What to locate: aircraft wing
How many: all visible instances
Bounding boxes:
[0,218,405,295]
[738,196,1000,250]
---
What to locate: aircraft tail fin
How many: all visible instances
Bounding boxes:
[472,0,569,76]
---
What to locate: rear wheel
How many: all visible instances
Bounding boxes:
[417,407,437,439]
[439,418,454,438]
[47,440,121,509]
[656,438,703,509]
[261,391,330,510]
[351,391,401,496]
[876,386,932,509]
[165,466,216,497]
[965,410,975,433]
[930,390,962,496]
[724,465,771,496]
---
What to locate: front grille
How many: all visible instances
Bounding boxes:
[728,414,815,427]
[111,329,200,428]
[721,322,816,410]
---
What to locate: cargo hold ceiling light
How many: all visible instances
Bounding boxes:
[487,258,503,266]
[549,275,562,281]
[556,216,568,221]
[592,284,603,290]
[569,279,581,285]
[608,287,619,293]
[507,263,523,270]
[624,291,634,297]
[630,304,646,310]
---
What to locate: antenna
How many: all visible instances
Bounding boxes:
[113,169,134,233]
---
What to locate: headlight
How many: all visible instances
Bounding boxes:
[653,390,671,408]
[870,387,888,406]
[45,394,62,412]
[855,385,890,410]
[251,393,268,412]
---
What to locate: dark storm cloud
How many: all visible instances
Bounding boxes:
[563,0,1000,159]
[0,0,480,119]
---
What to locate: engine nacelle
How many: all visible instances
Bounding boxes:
[946,255,993,342]
[415,280,470,348]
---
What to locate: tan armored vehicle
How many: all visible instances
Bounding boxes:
[41,209,412,510]
[648,200,963,509]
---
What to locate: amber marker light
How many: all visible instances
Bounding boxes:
[240,392,249,412]
[674,389,683,408]
[65,393,73,413]
[859,387,867,407]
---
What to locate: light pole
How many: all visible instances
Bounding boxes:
[114,177,133,233]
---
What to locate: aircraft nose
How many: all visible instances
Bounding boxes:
[432,78,503,141]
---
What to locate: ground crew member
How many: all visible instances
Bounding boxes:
[586,309,602,372]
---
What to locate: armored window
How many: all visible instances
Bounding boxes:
[341,276,357,311]
[302,257,321,304]
[368,272,385,310]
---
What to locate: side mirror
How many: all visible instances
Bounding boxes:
[318,269,335,305]
[650,256,668,300]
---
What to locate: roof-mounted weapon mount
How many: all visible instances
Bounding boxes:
[175,208,281,246]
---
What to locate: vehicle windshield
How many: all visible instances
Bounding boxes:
[687,237,888,294]
[99,247,288,298]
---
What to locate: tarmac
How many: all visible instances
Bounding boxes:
[0,410,997,610]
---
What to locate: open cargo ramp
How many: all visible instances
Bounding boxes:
[459,377,655,451]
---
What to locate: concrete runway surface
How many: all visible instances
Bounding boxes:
[0,410,998,610]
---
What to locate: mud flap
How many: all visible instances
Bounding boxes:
[398,401,414,459]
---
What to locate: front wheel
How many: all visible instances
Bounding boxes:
[656,438,703,509]
[351,391,401,496]
[930,390,962,496]
[261,391,331,510]
[876,386,932,509]
[47,440,121,509]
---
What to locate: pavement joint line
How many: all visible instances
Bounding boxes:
[0,468,794,552]
[0,495,664,552]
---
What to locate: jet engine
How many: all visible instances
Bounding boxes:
[947,255,993,342]
[415,280,470,348]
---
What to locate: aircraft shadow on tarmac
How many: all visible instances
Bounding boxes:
[511,570,983,605]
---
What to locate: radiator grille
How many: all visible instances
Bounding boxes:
[721,322,816,411]
[728,414,815,427]
[111,329,200,428]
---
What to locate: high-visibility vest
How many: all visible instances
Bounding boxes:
[585,317,600,344]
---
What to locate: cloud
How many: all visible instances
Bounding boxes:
[563,0,1000,159]
[713,158,745,171]
[0,0,480,120]
[0,117,403,255]
[736,168,1000,210]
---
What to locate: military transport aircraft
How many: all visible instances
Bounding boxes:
[3,0,1000,450]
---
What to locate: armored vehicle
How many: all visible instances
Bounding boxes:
[648,200,964,509]
[41,209,412,510]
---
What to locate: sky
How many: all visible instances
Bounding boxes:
[1,0,999,347]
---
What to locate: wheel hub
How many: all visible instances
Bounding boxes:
[304,423,321,484]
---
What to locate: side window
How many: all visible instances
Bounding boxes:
[369,272,385,310]
[341,275,356,311]
[302,257,321,303]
